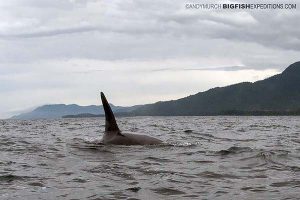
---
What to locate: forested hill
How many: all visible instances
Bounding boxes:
[133,62,300,116]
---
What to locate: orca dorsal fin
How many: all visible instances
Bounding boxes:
[100,92,120,132]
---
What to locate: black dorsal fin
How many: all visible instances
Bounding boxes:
[100,92,120,132]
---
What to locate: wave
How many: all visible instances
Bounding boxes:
[216,146,253,155]
[0,174,36,183]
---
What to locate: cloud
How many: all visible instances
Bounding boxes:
[0,0,299,118]
[0,26,98,39]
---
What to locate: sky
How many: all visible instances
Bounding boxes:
[0,0,299,118]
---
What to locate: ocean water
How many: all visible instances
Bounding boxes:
[0,116,299,200]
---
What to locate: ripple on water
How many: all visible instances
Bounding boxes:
[152,187,186,195]
[270,180,300,188]
[126,187,141,192]
[27,182,45,187]
[216,146,253,155]
[197,171,240,179]
[145,156,171,163]
[0,174,39,185]
[0,174,25,182]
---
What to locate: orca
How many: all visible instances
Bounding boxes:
[100,92,163,145]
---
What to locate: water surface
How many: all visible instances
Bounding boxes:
[0,116,299,199]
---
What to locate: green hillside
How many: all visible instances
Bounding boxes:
[134,62,300,115]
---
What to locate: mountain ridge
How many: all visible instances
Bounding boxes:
[11,61,300,119]
[11,103,141,119]
[133,61,300,115]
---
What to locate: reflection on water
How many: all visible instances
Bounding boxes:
[0,116,299,199]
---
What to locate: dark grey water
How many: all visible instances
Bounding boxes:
[0,116,299,200]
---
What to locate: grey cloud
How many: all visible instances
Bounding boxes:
[0,0,299,118]
[149,66,254,72]
[0,0,88,10]
[1,0,299,52]
[0,26,98,39]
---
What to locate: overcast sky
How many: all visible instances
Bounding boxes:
[0,0,299,118]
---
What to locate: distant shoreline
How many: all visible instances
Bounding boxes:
[62,110,300,118]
